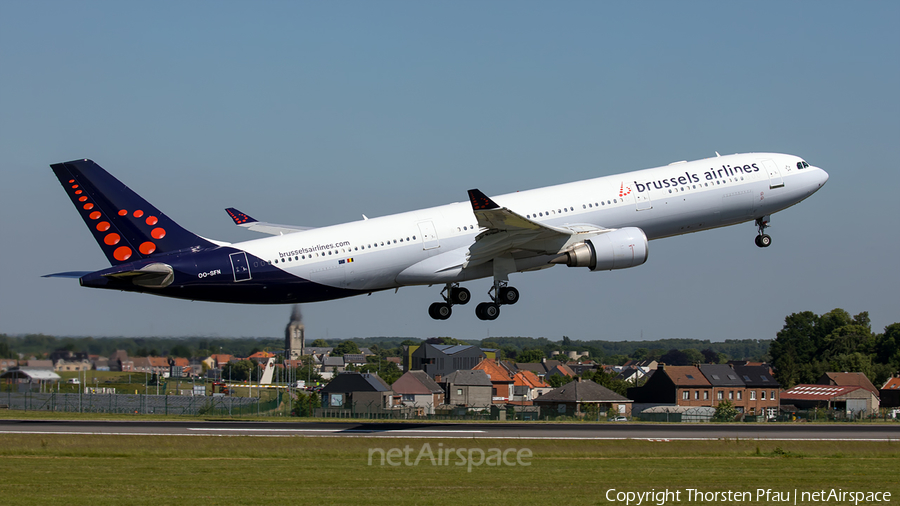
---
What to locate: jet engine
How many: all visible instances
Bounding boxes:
[551,227,649,271]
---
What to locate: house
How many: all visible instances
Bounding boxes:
[439,370,492,408]
[0,359,21,372]
[407,343,486,379]
[880,375,900,408]
[731,363,780,418]
[780,384,879,415]
[320,372,393,411]
[511,370,552,404]
[303,347,334,357]
[322,356,345,374]
[131,357,170,376]
[247,351,276,361]
[108,350,133,371]
[342,354,368,367]
[628,364,712,406]
[472,359,515,404]
[391,370,444,415]
[623,359,659,372]
[533,378,632,418]
[817,372,880,398]
[511,359,565,379]
[615,367,649,384]
[698,364,746,408]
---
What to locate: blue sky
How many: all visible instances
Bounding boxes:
[1,2,897,342]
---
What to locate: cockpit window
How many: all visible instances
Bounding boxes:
[797,160,810,170]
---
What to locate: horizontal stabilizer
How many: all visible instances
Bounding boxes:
[101,262,174,288]
[42,271,93,279]
[225,207,313,235]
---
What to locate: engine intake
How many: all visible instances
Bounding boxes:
[551,227,649,271]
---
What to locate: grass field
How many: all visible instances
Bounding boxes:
[0,431,897,506]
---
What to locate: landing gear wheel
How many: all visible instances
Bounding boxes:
[428,302,452,320]
[755,234,771,248]
[476,302,500,321]
[498,286,519,305]
[449,286,471,305]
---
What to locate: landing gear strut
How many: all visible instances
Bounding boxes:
[428,283,470,320]
[754,215,772,248]
[475,280,519,321]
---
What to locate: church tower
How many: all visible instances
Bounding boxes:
[285,305,305,360]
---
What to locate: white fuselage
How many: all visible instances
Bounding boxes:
[231,152,828,292]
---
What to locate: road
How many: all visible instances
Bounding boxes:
[1,419,898,440]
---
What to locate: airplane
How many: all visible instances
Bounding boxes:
[46,153,828,320]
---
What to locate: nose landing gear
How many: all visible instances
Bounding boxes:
[755,216,772,248]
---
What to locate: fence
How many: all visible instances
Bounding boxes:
[2,390,283,417]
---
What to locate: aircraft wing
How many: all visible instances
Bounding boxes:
[225,208,314,235]
[465,189,606,268]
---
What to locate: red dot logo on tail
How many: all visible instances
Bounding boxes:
[114,246,132,262]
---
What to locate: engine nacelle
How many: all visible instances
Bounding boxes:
[553,227,649,271]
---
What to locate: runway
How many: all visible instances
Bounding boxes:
[1,419,898,440]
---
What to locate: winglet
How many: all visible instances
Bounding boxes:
[225,208,258,226]
[468,189,500,211]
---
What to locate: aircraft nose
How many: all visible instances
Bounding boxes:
[816,167,829,187]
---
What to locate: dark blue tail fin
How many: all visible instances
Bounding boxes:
[50,159,215,265]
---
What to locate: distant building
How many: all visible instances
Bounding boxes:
[781,384,879,415]
[473,359,515,404]
[285,305,305,361]
[880,376,900,408]
[439,370,492,408]
[320,372,393,411]
[533,378,632,417]
[407,344,486,379]
[817,372,880,398]
[392,371,445,415]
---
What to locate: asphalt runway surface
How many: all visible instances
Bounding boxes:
[1,419,898,440]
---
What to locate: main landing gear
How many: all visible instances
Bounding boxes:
[475,281,519,321]
[427,281,520,320]
[755,215,772,248]
[428,283,471,320]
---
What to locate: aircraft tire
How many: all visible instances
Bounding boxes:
[450,287,471,305]
[429,302,452,320]
[498,286,519,305]
[477,302,500,320]
[759,234,772,248]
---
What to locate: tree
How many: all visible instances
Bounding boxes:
[630,348,649,361]
[517,349,545,363]
[700,349,720,364]
[222,360,254,382]
[546,374,574,388]
[291,391,320,417]
[168,343,193,358]
[0,337,15,359]
[332,341,360,356]
[713,400,739,422]
[310,339,329,347]
[659,349,691,366]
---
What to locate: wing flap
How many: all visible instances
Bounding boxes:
[464,189,609,269]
